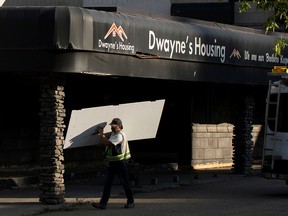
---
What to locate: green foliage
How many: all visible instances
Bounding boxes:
[239,0,288,56]
[275,37,287,56]
[239,1,251,13]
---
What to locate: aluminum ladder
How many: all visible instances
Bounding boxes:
[262,80,282,171]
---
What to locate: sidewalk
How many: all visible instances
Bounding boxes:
[0,165,260,216]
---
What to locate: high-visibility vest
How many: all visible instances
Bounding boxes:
[105,132,131,161]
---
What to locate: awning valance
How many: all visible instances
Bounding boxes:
[0,6,287,84]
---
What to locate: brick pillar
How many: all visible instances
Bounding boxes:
[39,74,66,204]
[232,96,254,174]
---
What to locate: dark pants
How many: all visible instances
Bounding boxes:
[100,160,134,206]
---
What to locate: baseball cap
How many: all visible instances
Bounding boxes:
[109,118,123,127]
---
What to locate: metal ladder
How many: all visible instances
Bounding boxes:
[262,80,282,170]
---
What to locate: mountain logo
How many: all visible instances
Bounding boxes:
[104,23,128,42]
[229,49,241,59]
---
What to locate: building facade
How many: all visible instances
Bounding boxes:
[0,0,285,203]
[0,0,286,170]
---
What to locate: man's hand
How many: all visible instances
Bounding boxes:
[97,126,104,135]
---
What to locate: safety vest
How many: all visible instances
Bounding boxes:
[105,132,131,161]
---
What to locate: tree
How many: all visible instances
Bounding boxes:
[239,0,288,56]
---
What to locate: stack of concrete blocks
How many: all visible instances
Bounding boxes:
[192,123,234,168]
[38,74,66,204]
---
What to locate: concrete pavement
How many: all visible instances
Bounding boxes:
[0,165,260,216]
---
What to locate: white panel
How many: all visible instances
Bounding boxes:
[64,99,165,149]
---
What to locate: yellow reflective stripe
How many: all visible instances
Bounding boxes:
[105,132,131,161]
[106,151,131,161]
[124,151,131,159]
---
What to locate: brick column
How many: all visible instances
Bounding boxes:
[38,74,66,204]
[232,96,254,174]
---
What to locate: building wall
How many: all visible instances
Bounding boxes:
[2,0,273,29]
[233,2,273,29]
[0,73,40,165]
[171,0,228,3]
[3,0,171,15]
[0,0,272,169]
[171,0,273,30]
[0,73,267,168]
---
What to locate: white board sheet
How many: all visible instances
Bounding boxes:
[64,99,165,149]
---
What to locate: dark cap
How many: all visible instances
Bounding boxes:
[109,118,123,128]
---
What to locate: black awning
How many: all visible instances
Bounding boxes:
[0,6,287,84]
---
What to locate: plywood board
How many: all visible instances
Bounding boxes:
[64,99,165,149]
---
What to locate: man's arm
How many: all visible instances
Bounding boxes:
[97,127,113,146]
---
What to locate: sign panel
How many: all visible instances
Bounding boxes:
[91,10,288,68]
[64,99,165,149]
